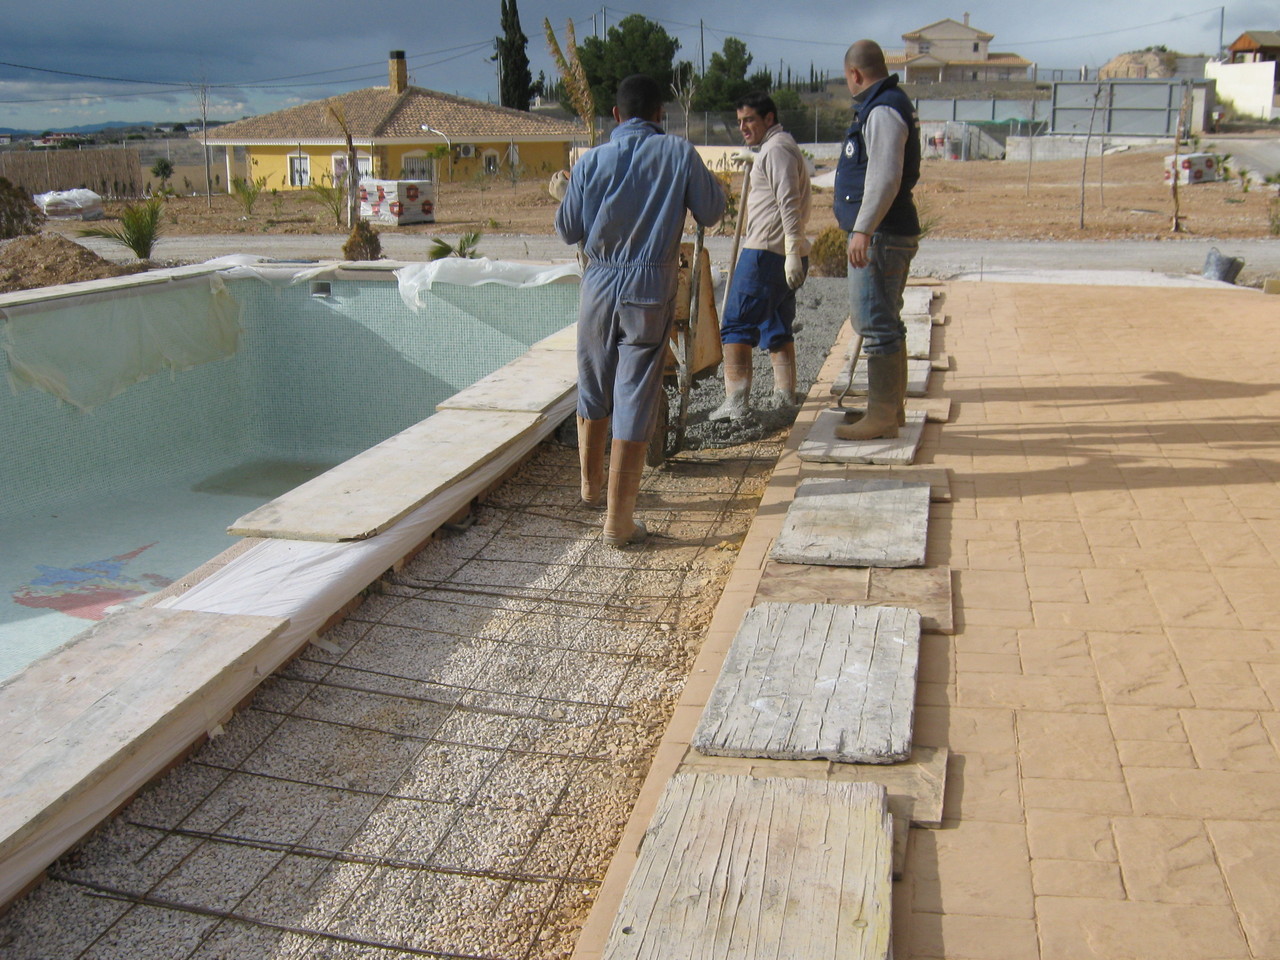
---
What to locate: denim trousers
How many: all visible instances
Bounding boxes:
[847,231,919,356]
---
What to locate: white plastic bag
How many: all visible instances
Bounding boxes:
[33,188,105,220]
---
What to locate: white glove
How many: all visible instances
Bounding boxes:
[784,236,807,290]
[547,169,569,201]
[731,148,756,168]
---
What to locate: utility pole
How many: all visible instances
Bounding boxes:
[1219,6,1225,57]
[700,20,705,75]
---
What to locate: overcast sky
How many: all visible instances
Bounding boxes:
[0,1,1264,130]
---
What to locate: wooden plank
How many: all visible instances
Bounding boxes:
[754,563,954,634]
[530,322,578,352]
[436,348,577,414]
[831,396,952,424]
[229,408,543,541]
[830,358,931,397]
[0,608,290,906]
[800,409,926,465]
[693,603,921,763]
[902,287,934,316]
[771,478,931,568]
[905,315,932,359]
[677,744,951,828]
[603,773,892,960]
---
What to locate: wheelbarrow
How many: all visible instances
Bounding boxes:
[648,227,721,466]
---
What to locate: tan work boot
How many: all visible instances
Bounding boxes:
[708,342,753,421]
[576,415,609,508]
[769,342,797,406]
[842,347,907,426]
[602,438,649,546]
[835,351,903,441]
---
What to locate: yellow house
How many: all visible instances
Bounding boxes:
[206,51,583,190]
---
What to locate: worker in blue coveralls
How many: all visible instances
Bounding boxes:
[554,74,726,547]
[832,39,921,442]
[709,90,812,422]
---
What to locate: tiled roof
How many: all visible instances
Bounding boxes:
[207,85,583,143]
[902,18,994,40]
[1233,30,1280,49]
[889,52,1031,68]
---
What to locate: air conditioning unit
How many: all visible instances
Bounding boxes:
[457,144,476,158]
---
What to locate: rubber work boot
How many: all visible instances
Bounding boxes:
[769,342,797,407]
[834,351,903,441]
[842,348,907,427]
[708,342,753,421]
[602,438,649,546]
[576,415,609,508]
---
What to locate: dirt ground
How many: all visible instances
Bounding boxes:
[5,144,1277,293]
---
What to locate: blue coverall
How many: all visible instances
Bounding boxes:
[555,119,726,442]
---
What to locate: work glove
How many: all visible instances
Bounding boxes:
[730,148,756,168]
[784,236,807,290]
[547,169,569,201]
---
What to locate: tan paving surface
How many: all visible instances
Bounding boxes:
[575,279,1280,960]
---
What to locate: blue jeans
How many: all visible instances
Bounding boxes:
[720,249,808,351]
[847,232,919,356]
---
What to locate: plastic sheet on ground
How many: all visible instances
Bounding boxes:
[33,189,105,221]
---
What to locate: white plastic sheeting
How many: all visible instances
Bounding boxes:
[157,391,577,650]
[2,274,241,411]
[204,254,337,285]
[395,257,581,313]
[33,189,105,221]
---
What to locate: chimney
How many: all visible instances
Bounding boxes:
[389,50,407,94]
[963,12,970,26]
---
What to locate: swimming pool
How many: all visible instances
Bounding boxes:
[0,263,579,678]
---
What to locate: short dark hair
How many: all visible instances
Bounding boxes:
[735,91,778,123]
[616,74,664,121]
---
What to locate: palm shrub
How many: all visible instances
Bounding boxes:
[79,197,164,259]
[231,175,268,216]
[304,173,347,226]
[427,230,482,260]
[0,177,42,239]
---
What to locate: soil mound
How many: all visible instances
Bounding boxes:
[0,233,139,294]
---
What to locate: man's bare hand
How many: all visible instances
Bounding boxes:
[847,231,871,269]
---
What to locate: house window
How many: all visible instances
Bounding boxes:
[483,150,500,175]
[973,42,980,52]
[332,153,372,183]
[400,154,435,180]
[289,154,311,187]
[918,41,931,54]
[972,71,979,80]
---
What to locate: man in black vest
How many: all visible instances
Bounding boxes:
[832,39,921,442]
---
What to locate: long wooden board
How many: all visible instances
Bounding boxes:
[831,358,932,397]
[754,563,954,634]
[693,603,921,763]
[0,608,289,906]
[771,478,931,568]
[800,409,927,465]
[436,348,577,414]
[603,773,892,960]
[229,408,543,541]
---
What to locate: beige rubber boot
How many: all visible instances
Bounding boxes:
[576,415,609,508]
[842,347,907,426]
[769,342,797,406]
[602,438,649,546]
[708,342,753,421]
[834,351,902,441]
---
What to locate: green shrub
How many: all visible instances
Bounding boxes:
[427,230,482,260]
[79,197,164,259]
[0,177,42,239]
[304,173,348,226]
[231,175,268,216]
[342,220,382,260]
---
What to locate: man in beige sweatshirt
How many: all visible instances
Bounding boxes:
[710,91,812,422]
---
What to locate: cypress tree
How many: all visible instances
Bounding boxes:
[496,0,534,111]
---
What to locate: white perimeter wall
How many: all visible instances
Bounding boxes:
[1205,60,1278,121]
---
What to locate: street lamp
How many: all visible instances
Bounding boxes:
[420,124,453,183]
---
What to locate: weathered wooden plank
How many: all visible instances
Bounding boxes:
[436,349,577,414]
[771,478,931,568]
[529,322,578,352]
[832,396,952,424]
[754,563,954,634]
[603,773,892,960]
[800,409,926,465]
[902,287,934,316]
[905,314,932,359]
[0,608,289,906]
[694,603,921,763]
[830,358,931,397]
[229,408,544,541]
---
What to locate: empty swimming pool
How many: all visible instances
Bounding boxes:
[0,261,579,679]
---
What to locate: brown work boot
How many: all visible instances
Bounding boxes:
[769,342,797,406]
[709,342,753,421]
[841,347,907,426]
[576,415,609,508]
[602,438,649,546]
[835,351,902,441]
